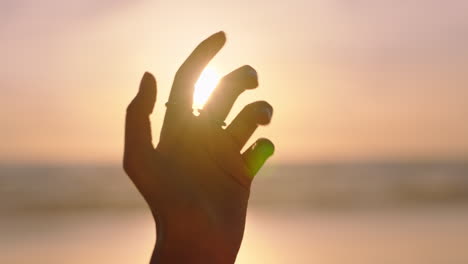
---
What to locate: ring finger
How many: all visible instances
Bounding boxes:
[225,100,273,150]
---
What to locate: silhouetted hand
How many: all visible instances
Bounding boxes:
[123,31,274,264]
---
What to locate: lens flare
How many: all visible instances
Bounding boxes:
[193,66,220,111]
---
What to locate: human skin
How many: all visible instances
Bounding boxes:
[123,31,274,264]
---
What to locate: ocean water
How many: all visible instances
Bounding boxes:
[1,162,468,212]
[1,162,468,263]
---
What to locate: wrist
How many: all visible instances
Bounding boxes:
[150,218,240,264]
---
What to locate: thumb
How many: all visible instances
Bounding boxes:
[133,71,157,114]
[124,72,157,173]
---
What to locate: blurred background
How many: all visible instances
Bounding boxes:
[1,0,468,263]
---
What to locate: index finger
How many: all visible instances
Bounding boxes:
[160,32,226,145]
[167,31,226,111]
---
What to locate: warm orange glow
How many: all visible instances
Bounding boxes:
[2,1,468,163]
[193,66,221,110]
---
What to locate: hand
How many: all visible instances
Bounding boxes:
[123,31,274,264]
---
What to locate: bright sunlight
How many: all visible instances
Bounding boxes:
[193,66,221,110]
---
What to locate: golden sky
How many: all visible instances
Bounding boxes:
[1,0,468,164]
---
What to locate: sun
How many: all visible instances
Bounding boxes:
[193,66,221,111]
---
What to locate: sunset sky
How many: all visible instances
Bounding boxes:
[2,0,468,164]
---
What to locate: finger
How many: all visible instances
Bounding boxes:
[124,72,157,171]
[167,31,226,112]
[226,101,273,150]
[160,32,226,148]
[242,138,275,179]
[203,65,258,122]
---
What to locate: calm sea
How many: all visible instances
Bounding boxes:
[1,162,468,263]
[1,161,468,212]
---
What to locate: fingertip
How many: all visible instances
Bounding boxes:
[255,101,273,125]
[205,31,226,47]
[213,31,227,49]
[143,71,154,79]
[242,65,258,89]
[142,72,156,87]
[255,138,275,157]
[216,31,226,41]
[217,65,258,93]
[140,71,157,94]
[243,138,275,179]
[135,71,157,113]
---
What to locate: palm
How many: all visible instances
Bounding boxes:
[123,32,274,263]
